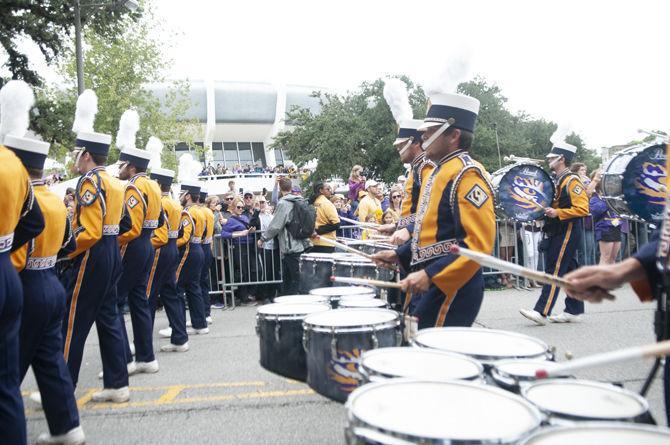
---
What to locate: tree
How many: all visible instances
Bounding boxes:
[0,0,141,86]
[272,76,427,189]
[30,2,199,173]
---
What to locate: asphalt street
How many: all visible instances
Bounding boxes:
[23,283,665,444]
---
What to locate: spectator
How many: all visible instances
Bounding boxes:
[520,220,543,288]
[382,208,399,225]
[589,170,622,265]
[310,181,341,253]
[572,163,595,266]
[228,180,236,195]
[499,221,517,289]
[257,197,280,303]
[206,195,224,235]
[331,194,357,238]
[378,186,390,212]
[348,165,366,210]
[262,187,272,203]
[291,185,302,196]
[356,180,382,223]
[64,187,76,218]
[388,186,403,214]
[221,197,258,305]
[221,192,234,219]
[242,191,261,230]
[258,177,311,295]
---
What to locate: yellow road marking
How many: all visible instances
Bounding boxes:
[76,388,97,408]
[155,385,185,405]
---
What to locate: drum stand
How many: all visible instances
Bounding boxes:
[639,277,669,397]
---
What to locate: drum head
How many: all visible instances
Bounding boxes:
[521,423,670,445]
[309,286,375,297]
[274,295,329,304]
[304,308,398,329]
[300,252,335,262]
[495,163,554,222]
[347,380,541,442]
[361,347,483,381]
[493,360,565,379]
[622,143,667,222]
[339,299,387,309]
[522,380,648,420]
[414,328,549,362]
[257,303,330,317]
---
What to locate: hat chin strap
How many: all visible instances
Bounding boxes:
[397,139,413,156]
[421,121,452,150]
[548,155,563,170]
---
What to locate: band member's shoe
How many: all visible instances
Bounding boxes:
[187,327,210,335]
[134,360,159,374]
[519,309,547,326]
[548,312,583,323]
[29,391,42,406]
[159,327,172,338]
[98,361,136,379]
[91,386,130,403]
[36,426,86,445]
[160,342,189,353]
[206,316,213,325]
[130,343,135,356]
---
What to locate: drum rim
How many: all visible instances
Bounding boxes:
[339,300,388,308]
[518,422,670,444]
[309,286,376,297]
[256,303,331,320]
[333,258,376,265]
[346,378,543,443]
[521,378,650,420]
[491,359,566,384]
[360,347,484,381]
[303,308,400,332]
[413,327,551,361]
[273,294,329,303]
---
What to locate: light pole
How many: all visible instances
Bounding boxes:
[493,122,502,168]
[73,0,139,94]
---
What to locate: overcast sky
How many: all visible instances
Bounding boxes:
[153,0,668,151]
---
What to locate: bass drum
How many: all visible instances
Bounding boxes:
[601,142,667,222]
[491,163,555,222]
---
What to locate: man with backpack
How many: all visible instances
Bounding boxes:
[258,177,313,295]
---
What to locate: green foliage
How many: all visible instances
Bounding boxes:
[29,1,198,174]
[0,0,142,86]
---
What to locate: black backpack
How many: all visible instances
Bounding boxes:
[287,198,316,239]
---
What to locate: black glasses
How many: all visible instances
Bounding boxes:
[392,195,401,199]
[235,205,244,209]
[225,197,233,201]
[259,201,267,204]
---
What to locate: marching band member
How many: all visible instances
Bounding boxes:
[115,113,163,375]
[148,168,190,352]
[61,90,130,403]
[177,181,209,334]
[520,135,589,325]
[199,187,215,324]
[5,127,85,444]
[373,92,496,328]
[0,80,46,445]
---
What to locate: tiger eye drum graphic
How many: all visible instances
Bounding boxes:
[491,163,555,222]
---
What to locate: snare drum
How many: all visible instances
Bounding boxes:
[601,142,667,222]
[358,242,396,256]
[491,163,555,222]
[299,253,335,291]
[490,360,570,393]
[274,294,329,305]
[413,327,552,366]
[521,423,670,444]
[256,303,330,381]
[333,254,394,283]
[310,286,376,308]
[303,308,402,402]
[359,347,483,383]
[522,379,652,425]
[345,379,542,444]
[339,298,388,309]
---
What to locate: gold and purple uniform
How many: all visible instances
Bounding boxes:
[398,150,496,328]
[398,153,433,229]
[200,204,215,316]
[177,202,206,329]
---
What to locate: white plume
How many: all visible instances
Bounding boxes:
[178,153,202,182]
[116,109,140,151]
[424,48,472,96]
[0,80,35,143]
[72,89,98,133]
[145,136,163,169]
[383,78,412,123]
[550,126,571,146]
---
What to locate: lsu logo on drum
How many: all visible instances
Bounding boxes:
[635,162,667,205]
[510,176,549,210]
[328,348,362,393]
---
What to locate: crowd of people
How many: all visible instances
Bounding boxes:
[198,162,309,177]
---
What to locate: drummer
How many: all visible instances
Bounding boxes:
[373,92,496,328]
[520,136,589,325]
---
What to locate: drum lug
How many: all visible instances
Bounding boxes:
[370,327,379,349]
[330,327,339,361]
[274,316,281,343]
[254,315,260,337]
[302,330,309,352]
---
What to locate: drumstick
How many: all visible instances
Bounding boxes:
[449,245,615,299]
[331,276,403,289]
[313,235,375,260]
[368,233,391,241]
[535,340,670,379]
[339,216,380,229]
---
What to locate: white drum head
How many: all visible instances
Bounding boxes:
[310,286,375,297]
[348,380,541,441]
[361,348,483,381]
[257,303,330,317]
[274,295,328,304]
[340,299,387,309]
[304,308,398,328]
[523,380,648,420]
[522,423,670,445]
[494,360,565,379]
[414,328,549,361]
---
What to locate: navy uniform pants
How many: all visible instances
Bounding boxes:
[409,269,484,329]
[200,243,212,317]
[0,253,26,445]
[19,268,79,436]
[534,221,585,316]
[117,229,155,364]
[62,236,129,389]
[177,243,206,329]
[148,239,188,346]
